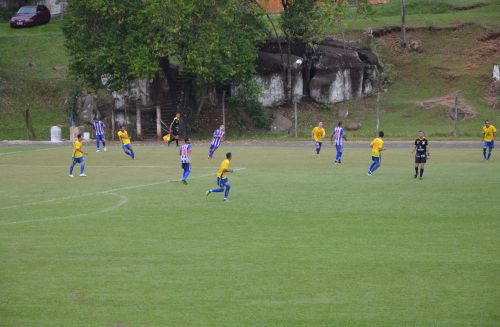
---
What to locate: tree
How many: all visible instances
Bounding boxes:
[64,0,266,108]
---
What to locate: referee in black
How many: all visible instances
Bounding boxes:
[411,131,429,179]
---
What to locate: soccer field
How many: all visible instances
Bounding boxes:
[0,144,499,326]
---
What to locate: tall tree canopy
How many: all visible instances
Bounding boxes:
[63,0,267,91]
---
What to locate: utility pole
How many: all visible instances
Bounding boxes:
[222,90,226,128]
[454,92,459,137]
[376,92,381,135]
[400,0,407,48]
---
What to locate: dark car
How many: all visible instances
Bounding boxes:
[10,5,51,28]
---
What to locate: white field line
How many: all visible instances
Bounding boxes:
[0,168,246,211]
[1,193,129,225]
[0,147,59,156]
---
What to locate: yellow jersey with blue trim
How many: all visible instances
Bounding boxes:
[312,127,326,142]
[118,130,131,145]
[73,140,83,158]
[370,137,384,157]
[482,125,496,142]
[217,159,231,179]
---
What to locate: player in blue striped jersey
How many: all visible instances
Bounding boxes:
[92,119,106,152]
[330,122,347,164]
[180,138,192,185]
[208,125,225,159]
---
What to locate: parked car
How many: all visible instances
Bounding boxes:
[10,5,51,28]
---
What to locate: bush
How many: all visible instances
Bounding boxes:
[228,81,271,129]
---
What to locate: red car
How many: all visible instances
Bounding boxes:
[10,5,51,28]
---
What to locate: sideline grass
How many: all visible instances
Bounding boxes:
[0,144,499,326]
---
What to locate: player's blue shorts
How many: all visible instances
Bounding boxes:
[122,144,131,151]
[372,156,380,164]
[217,177,228,187]
[73,157,84,164]
[484,141,494,149]
[96,134,105,142]
[182,162,191,172]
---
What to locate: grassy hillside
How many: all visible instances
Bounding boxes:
[0,1,499,140]
[278,0,500,139]
[0,19,75,140]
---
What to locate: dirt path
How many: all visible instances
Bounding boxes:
[0,140,482,148]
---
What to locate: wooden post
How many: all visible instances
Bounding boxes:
[136,102,142,139]
[454,93,459,137]
[111,100,115,141]
[400,0,407,48]
[156,104,162,141]
[376,92,381,135]
[294,99,298,137]
[222,90,226,128]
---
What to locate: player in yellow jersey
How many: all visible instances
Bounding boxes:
[117,126,135,159]
[312,122,326,157]
[206,152,233,202]
[368,131,385,176]
[69,133,88,177]
[482,120,496,160]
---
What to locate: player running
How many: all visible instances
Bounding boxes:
[69,133,88,177]
[312,122,326,157]
[368,131,385,176]
[180,138,192,185]
[206,152,233,202]
[118,126,135,159]
[208,125,225,159]
[168,113,181,147]
[411,131,429,180]
[482,120,496,160]
[331,121,347,164]
[91,118,106,152]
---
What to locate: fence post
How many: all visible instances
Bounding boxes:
[156,104,161,141]
[294,99,298,137]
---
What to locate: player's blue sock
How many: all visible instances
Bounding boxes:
[487,152,491,160]
[69,164,75,175]
[208,150,214,157]
[130,149,135,159]
[183,169,190,180]
[483,148,487,159]
[224,184,231,198]
[96,139,100,150]
[210,188,224,193]
[102,140,106,148]
[80,164,85,174]
[372,163,380,172]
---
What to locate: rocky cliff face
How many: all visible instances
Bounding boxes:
[256,39,381,106]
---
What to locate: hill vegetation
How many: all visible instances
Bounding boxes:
[0,0,499,140]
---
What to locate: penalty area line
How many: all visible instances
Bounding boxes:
[0,168,247,211]
[0,193,129,225]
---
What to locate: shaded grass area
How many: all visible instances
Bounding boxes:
[0,145,499,326]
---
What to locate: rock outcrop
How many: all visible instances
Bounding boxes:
[255,39,381,106]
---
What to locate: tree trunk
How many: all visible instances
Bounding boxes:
[286,39,293,105]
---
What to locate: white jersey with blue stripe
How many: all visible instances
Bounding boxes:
[180,144,192,163]
[333,127,345,145]
[210,129,225,147]
[92,121,105,136]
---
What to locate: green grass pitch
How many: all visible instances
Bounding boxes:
[0,144,499,326]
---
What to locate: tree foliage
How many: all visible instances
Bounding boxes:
[63,0,267,91]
